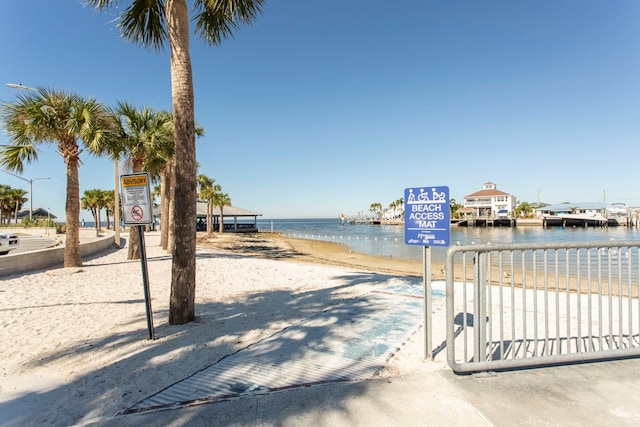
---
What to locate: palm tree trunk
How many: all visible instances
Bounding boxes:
[219,206,225,233]
[160,169,170,249]
[127,227,140,259]
[65,157,82,267]
[166,162,175,253]
[167,0,196,325]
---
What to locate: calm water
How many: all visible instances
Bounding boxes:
[258,218,640,264]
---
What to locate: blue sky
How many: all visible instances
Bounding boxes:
[1,1,639,220]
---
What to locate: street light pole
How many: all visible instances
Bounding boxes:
[28,177,51,220]
[0,170,50,221]
[114,160,121,248]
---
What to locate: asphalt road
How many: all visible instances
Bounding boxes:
[1,235,60,255]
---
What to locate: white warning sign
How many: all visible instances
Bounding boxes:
[121,173,153,225]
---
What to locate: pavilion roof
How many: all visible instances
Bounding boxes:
[196,202,261,217]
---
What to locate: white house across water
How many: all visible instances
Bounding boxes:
[461,182,517,218]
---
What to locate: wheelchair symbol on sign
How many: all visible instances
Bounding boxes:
[131,206,144,222]
[408,187,447,203]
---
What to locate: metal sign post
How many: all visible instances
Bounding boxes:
[120,172,155,340]
[137,225,154,340]
[404,186,450,360]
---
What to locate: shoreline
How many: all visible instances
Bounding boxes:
[196,232,638,297]
[196,231,425,278]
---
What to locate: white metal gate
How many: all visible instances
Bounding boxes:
[445,241,640,374]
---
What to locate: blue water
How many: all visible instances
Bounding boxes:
[258,218,640,264]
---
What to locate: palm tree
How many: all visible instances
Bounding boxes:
[213,190,231,233]
[102,119,171,252]
[0,184,13,225]
[396,197,404,218]
[0,88,110,267]
[104,105,203,253]
[197,174,217,233]
[514,201,534,218]
[81,189,103,230]
[102,190,115,230]
[7,188,28,224]
[450,198,463,219]
[81,188,111,230]
[369,202,382,219]
[389,201,397,220]
[86,0,265,324]
[102,102,174,260]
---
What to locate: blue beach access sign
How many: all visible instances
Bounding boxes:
[404,186,450,247]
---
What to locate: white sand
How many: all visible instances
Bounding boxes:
[0,233,437,426]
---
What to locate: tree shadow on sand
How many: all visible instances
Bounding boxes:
[197,234,303,260]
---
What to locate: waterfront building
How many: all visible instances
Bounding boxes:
[536,202,628,218]
[196,202,261,232]
[536,202,630,227]
[15,208,57,223]
[461,182,517,218]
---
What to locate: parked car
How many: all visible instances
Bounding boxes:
[0,233,20,255]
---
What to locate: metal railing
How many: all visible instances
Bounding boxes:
[444,241,640,374]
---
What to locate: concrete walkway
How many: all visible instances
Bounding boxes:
[89,346,640,427]
[145,359,640,426]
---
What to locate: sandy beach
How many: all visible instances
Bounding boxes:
[195,232,425,277]
[0,231,436,426]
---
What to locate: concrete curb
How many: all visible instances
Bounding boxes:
[0,230,117,277]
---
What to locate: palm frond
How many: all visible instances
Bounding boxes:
[0,144,39,174]
[119,0,167,50]
[194,0,264,45]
